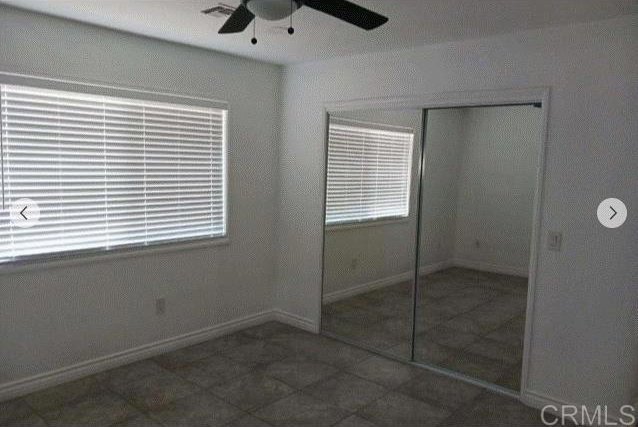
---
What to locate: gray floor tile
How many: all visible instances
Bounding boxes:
[464,337,522,364]
[40,389,139,427]
[0,399,33,425]
[485,317,526,347]
[439,351,510,383]
[153,342,223,370]
[211,371,295,411]
[413,341,459,364]
[3,316,539,427]
[95,360,167,388]
[253,392,350,427]
[327,306,390,328]
[240,322,299,340]
[358,392,450,427]
[429,293,494,317]
[440,392,544,427]
[224,414,272,427]
[417,325,481,350]
[346,355,420,389]
[396,369,483,409]
[334,414,378,427]
[223,414,273,427]
[0,413,47,427]
[171,355,254,388]
[147,391,243,427]
[304,372,388,411]
[494,364,522,391]
[222,341,290,365]
[23,376,105,413]
[198,332,261,354]
[384,342,412,360]
[261,357,338,389]
[440,315,488,335]
[109,369,200,411]
[266,331,319,350]
[323,320,404,350]
[111,414,162,427]
[283,335,373,369]
[419,281,470,299]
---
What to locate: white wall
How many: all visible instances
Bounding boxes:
[323,109,422,297]
[276,15,637,416]
[419,109,465,267]
[0,5,282,391]
[453,106,542,275]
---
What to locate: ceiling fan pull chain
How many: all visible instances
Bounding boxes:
[251,19,257,44]
[288,0,294,35]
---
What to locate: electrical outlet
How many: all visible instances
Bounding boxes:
[156,297,166,316]
[547,231,562,251]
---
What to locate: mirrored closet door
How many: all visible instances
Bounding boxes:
[414,105,542,391]
[321,103,543,393]
[321,108,423,360]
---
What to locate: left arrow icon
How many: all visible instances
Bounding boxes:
[10,198,40,228]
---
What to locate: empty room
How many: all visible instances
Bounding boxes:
[0,1,636,426]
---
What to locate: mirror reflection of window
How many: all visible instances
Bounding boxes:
[326,118,414,226]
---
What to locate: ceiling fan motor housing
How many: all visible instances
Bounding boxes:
[244,0,302,21]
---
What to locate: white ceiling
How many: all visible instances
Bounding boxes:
[1,0,635,64]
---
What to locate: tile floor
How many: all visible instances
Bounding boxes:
[322,267,528,390]
[1,321,554,427]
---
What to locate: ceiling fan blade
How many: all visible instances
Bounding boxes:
[303,0,388,30]
[218,4,255,34]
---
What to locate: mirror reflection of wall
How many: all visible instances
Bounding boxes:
[321,108,422,359]
[415,105,542,391]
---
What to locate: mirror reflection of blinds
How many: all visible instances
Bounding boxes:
[326,121,413,225]
[0,84,227,263]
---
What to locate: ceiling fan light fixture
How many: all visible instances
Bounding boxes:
[246,0,301,21]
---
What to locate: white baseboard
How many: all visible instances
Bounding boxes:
[0,309,316,402]
[453,258,528,278]
[419,260,453,276]
[272,309,319,333]
[322,258,528,304]
[322,271,412,303]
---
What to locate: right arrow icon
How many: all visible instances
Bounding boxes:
[597,198,627,229]
[609,206,617,220]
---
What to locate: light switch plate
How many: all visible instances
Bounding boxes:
[547,231,562,251]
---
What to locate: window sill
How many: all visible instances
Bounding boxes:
[325,217,411,232]
[0,236,230,276]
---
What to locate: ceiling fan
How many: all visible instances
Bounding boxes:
[208,0,388,43]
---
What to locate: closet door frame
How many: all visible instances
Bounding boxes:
[320,87,550,402]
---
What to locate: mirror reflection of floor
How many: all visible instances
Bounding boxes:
[321,267,528,391]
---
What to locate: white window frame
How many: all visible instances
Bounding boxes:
[325,116,415,229]
[0,72,230,269]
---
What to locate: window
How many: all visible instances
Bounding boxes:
[325,118,414,226]
[0,83,227,263]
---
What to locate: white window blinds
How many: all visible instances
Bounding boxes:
[0,84,227,262]
[326,119,414,225]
